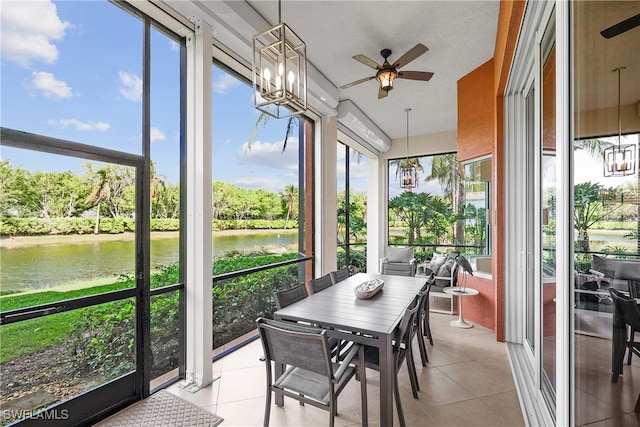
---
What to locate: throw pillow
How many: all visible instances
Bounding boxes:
[435,258,456,288]
[429,253,446,275]
[386,247,414,263]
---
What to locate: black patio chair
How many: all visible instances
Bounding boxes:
[353,295,421,427]
[609,288,640,366]
[415,277,434,367]
[274,283,308,309]
[329,267,350,284]
[256,318,368,427]
[308,274,333,294]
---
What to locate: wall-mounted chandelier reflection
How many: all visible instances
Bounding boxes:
[252,0,307,119]
[603,67,636,177]
[400,108,418,190]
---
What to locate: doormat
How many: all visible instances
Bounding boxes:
[97,390,223,427]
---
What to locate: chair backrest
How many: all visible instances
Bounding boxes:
[274,283,308,309]
[257,317,332,378]
[381,262,415,277]
[610,288,640,330]
[329,267,350,284]
[417,279,433,316]
[308,274,333,294]
[394,296,421,353]
[615,262,640,298]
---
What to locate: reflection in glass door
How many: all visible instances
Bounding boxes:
[540,21,557,412]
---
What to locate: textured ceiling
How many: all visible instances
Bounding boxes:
[165,1,639,143]
[574,1,640,113]
[245,0,500,140]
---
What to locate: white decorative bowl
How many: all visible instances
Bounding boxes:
[354,279,384,299]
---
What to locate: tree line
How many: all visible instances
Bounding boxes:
[0,160,299,227]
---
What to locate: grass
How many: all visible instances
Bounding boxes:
[0,311,77,363]
[0,281,132,312]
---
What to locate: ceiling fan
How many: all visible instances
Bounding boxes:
[600,12,640,38]
[340,43,434,99]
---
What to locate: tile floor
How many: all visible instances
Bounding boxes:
[167,312,526,426]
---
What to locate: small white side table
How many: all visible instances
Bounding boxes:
[443,287,479,328]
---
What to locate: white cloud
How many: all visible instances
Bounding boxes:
[118,71,142,101]
[1,0,71,67]
[169,40,180,52]
[232,177,286,193]
[213,73,241,94]
[48,119,110,131]
[150,127,166,142]
[239,140,299,171]
[31,71,72,99]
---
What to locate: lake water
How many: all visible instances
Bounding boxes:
[0,232,298,292]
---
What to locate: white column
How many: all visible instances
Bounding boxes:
[367,156,384,273]
[183,19,213,392]
[555,2,572,425]
[318,115,338,274]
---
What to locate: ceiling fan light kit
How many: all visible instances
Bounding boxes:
[252,0,307,118]
[341,43,433,99]
[603,67,636,177]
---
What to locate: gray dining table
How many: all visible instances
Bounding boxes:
[274,272,427,426]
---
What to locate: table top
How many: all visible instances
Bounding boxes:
[275,272,427,338]
[444,286,479,296]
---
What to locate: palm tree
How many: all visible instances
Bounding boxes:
[247,112,298,153]
[85,167,111,234]
[427,154,465,243]
[281,184,297,228]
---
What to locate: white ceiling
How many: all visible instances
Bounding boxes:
[245,0,500,141]
[575,1,640,113]
[162,1,640,145]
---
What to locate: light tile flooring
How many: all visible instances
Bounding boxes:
[574,333,640,427]
[167,312,526,426]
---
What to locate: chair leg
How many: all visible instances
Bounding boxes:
[263,390,272,427]
[417,322,429,366]
[393,370,406,427]
[423,312,433,345]
[628,329,636,365]
[408,353,420,396]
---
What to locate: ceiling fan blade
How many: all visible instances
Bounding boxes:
[601,13,640,39]
[378,87,388,99]
[340,76,375,89]
[398,71,434,81]
[392,43,429,69]
[352,54,381,70]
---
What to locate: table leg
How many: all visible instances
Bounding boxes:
[379,335,393,426]
[450,295,473,328]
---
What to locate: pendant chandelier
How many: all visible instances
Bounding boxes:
[252,0,307,119]
[603,67,636,177]
[400,108,418,190]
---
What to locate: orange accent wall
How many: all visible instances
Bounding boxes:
[457,59,495,163]
[543,46,557,151]
[455,0,525,341]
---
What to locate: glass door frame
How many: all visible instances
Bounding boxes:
[504,1,572,425]
[0,128,149,426]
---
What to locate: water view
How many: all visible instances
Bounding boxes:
[0,231,297,293]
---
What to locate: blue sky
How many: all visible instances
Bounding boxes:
[2,0,632,199]
[0,0,366,195]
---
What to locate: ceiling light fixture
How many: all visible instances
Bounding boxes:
[603,67,636,177]
[252,0,307,119]
[400,108,417,190]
